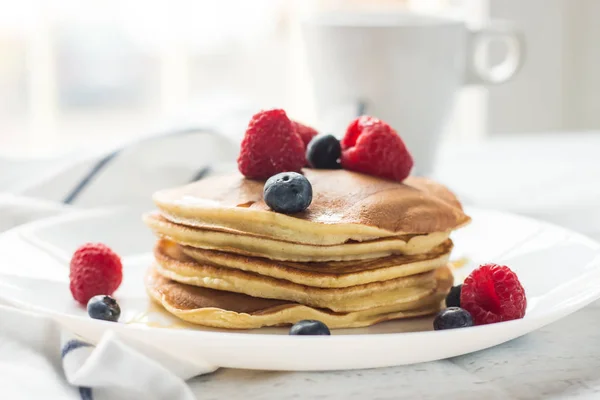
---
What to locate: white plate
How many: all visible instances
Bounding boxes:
[0,207,599,371]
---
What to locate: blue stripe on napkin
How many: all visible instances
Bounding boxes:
[79,387,93,400]
[62,150,119,205]
[61,339,92,358]
[62,127,215,204]
[188,166,212,183]
[61,339,94,400]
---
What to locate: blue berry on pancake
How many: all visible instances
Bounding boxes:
[263,172,312,214]
[445,284,462,308]
[87,295,121,322]
[306,134,342,169]
[433,307,473,330]
[289,320,331,335]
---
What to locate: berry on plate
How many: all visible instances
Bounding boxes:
[292,120,318,149]
[263,172,312,214]
[237,109,306,180]
[289,320,331,336]
[460,263,527,325]
[433,307,474,330]
[306,134,341,169]
[87,295,121,322]
[445,284,463,308]
[340,116,413,182]
[69,243,123,305]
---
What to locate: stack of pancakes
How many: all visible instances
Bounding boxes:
[143,169,470,329]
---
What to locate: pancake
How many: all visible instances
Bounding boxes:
[144,212,451,261]
[145,266,454,329]
[179,239,453,288]
[153,240,440,312]
[153,169,470,245]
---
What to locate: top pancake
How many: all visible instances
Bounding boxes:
[153,169,470,245]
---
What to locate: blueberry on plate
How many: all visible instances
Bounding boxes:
[87,295,121,322]
[306,134,341,169]
[289,320,331,336]
[263,172,312,214]
[445,284,462,308]
[433,307,473,330]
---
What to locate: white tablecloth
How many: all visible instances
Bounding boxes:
[1,131,600,399]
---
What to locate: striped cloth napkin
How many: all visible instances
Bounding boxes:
[0,128,240,400]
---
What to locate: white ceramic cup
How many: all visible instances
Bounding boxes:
[302,12,524,175]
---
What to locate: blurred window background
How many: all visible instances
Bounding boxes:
[0,0,598,156]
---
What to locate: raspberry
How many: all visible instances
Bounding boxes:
[69,243,123,305]
[340,116,413,182]
[340,116,365,149]
[292,121,318,148]
[237,109,306,179]
[460,264,527,325]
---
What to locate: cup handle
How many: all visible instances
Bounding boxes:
[466,21,525,85]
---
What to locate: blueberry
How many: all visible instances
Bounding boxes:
[289,320,331,336]
[445,284,462,308]
[433,307,473,330]
[263,172,312,214]
[87,295,121,322]
[306,134,341,169]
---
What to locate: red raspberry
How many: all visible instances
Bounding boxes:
[292,121,318,148]
[69,243,123,305]
[237,109,306,179]
[460,264,527,325]
[340,116,413,182]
